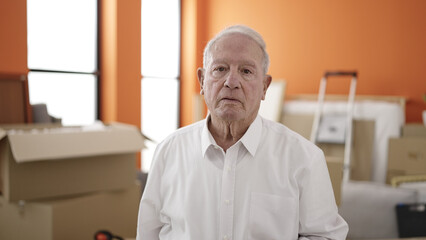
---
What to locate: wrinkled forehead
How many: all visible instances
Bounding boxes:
[207,33,264,68]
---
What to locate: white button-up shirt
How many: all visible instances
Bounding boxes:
[137,115,348,240]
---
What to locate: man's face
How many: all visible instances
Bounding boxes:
[198,33,270,123]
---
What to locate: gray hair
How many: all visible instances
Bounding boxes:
[202,25,270,75]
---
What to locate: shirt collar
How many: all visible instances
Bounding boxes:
[201,114,262,157]
[201,115,216,157]
[240,115,262,156]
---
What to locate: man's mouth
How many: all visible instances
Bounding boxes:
[221,97,240,103]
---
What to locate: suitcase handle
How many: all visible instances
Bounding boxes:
[324,71,357,77]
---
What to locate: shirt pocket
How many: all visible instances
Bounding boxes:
[248,192,298,240]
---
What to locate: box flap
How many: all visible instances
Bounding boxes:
[7,124,145,163]
[108,122,152,147]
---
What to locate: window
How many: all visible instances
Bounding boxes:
[141,0,180,172]
[27,0,98,126]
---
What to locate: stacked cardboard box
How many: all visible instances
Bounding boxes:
[0,122,145,240]
[386,124,426,184]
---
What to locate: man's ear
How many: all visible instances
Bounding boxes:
[261,74,272,100]
[197,68,205,95]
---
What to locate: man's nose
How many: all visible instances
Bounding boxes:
[224,69,241,89]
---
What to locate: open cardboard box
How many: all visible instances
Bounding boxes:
[0,182,140,240]
[0,122,145,202]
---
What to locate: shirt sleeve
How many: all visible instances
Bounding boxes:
[136,145,166,240]
[297,150,349,240]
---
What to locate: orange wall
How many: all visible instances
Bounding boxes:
[0,0,27,75]
[99,0,142,169]
[181,0,426,124]
[100,0,118,123]
[100,0,141,128]
[180,0,208,126]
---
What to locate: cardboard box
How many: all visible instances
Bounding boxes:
[0,182,141,240]
[387,137,426,184]
[0,122,144,202]
[281,114,375,181]
[402,124,426,138]
[326,156,343,205]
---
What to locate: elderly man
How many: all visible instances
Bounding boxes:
[137,25,348,240]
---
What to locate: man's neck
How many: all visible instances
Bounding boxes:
[208,115,255,151]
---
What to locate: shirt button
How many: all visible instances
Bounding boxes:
[227,166,231,171]
[224,199,230,204]
[223,235,229,240]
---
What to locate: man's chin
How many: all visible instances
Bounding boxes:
[214,110,244,122]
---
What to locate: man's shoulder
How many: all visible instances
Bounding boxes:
[152,120,204,161]
[161,119,204,143]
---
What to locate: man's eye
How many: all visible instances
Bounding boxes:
[242,69,252,74]
[215,67,225,72]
